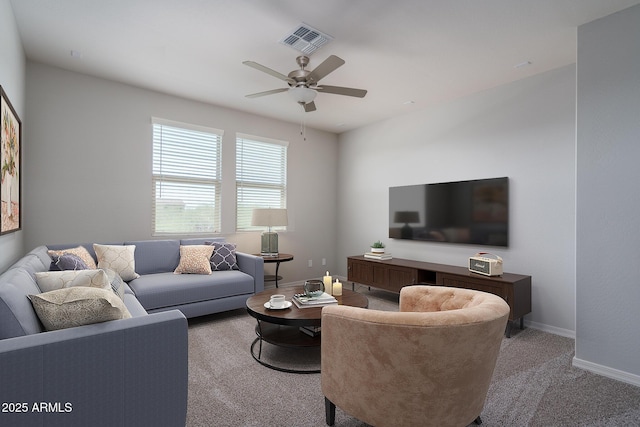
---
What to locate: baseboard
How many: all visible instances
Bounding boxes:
[572,357,640,388]
[525,320,575,339]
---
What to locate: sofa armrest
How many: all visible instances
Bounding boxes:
[236,252,264,293]
[0,310,188,427]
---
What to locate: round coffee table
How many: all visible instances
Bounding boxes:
[246,286,368,373]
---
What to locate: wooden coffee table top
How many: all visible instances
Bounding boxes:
[246,286,368,327]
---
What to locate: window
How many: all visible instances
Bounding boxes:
[152,118,222,235]
[236,134,288,230]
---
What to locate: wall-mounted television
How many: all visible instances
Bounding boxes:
[389,177,509,247]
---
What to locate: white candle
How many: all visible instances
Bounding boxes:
[323,271,333,295]
[333,278,342,296]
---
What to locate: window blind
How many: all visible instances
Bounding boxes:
[236,134,288,230]
[152,118,223,235]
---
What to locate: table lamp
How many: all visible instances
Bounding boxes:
[251,208,288,256]
[394,211,420,239]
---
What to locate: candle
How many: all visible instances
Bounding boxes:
[323,271,332,295]
[333,278,342,296]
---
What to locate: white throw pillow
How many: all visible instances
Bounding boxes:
[35,269,111,293]
[29,287,131,331]
[93,244,140,281]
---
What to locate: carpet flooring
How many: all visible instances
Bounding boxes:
[186,287,640,427]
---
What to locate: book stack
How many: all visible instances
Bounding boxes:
[364,252,393,260]
[292,292,338,309]
[299,325,321,337]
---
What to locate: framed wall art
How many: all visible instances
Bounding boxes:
[1,85,21,234]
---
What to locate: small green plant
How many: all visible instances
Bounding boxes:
[371,240,385,249]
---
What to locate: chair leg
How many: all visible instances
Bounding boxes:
[473,415,483,425]
[325,397,336,426]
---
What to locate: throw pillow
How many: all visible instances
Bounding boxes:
[93,244,140,281]
[48,246,97,269]
[35,269,112,293]
[50,253,88,271]
[29,287,131,331]
[102,268,126,300]
[174,245,214,275]
[206,241,240,271]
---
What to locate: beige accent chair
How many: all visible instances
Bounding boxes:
[321,285,510,427]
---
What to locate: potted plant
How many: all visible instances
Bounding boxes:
[370,240,386,254]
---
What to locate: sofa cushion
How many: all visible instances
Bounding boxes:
[94,244,140,281]
[206,242,240,271]
[28,246,53,269]
[174,245,214,275]
[128,270,255,311]
[122,292,148,317]
[125,240,181,275]
[35,269,112,293]
[48,246,97,269]
[7,254,47,277]
[29,287,132,331]
[0,268,45,338]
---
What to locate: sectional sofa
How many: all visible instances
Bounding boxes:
[0,237,264,427]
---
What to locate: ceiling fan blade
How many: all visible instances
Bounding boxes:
[243,61,295,84]
[307,55,345,83]
[245,88,289,98]
[303,101,317,112]
[316,85,367,98]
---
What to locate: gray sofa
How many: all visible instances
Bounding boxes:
[0,237,264,427]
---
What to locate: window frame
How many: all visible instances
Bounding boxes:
[236,133,289,231]
[151,117,223,236]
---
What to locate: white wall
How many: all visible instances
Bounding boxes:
[0,0,25,272]
[575,4,640,384]
[337,65,577,336]
[24,62,339,282]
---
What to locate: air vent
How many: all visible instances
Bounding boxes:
[279,23,333,55]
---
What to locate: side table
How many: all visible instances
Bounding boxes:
[254,253,294,288]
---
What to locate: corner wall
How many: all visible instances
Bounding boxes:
[24,62,340,282]
[337,65,577,336]
[575,4,640,384]
[0,0,25,272]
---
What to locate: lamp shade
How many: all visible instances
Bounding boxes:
[251,208,288,227]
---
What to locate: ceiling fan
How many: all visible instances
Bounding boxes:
[243,55,367,112]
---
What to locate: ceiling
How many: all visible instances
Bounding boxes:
[10,0,640,133]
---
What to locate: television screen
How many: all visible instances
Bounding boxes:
[389,177,509,247]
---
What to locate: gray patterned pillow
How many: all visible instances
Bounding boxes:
[29,287,131,331]
[206,242,239,271]
[48,246,97,269]
[50,253,88,271]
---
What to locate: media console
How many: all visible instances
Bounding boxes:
[347,255,531,337]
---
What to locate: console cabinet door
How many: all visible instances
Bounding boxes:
[348,259,373,285]
[372,265,388,288]
[388,266,418,292]
[439,273,513,320]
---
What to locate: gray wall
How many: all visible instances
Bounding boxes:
[337,65,577,337]
[24,62,340,282]
[575,5,640,383]
[0,0,25,271]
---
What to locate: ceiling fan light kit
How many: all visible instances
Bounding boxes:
[288,86,317,103]
[243,54,367,112]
